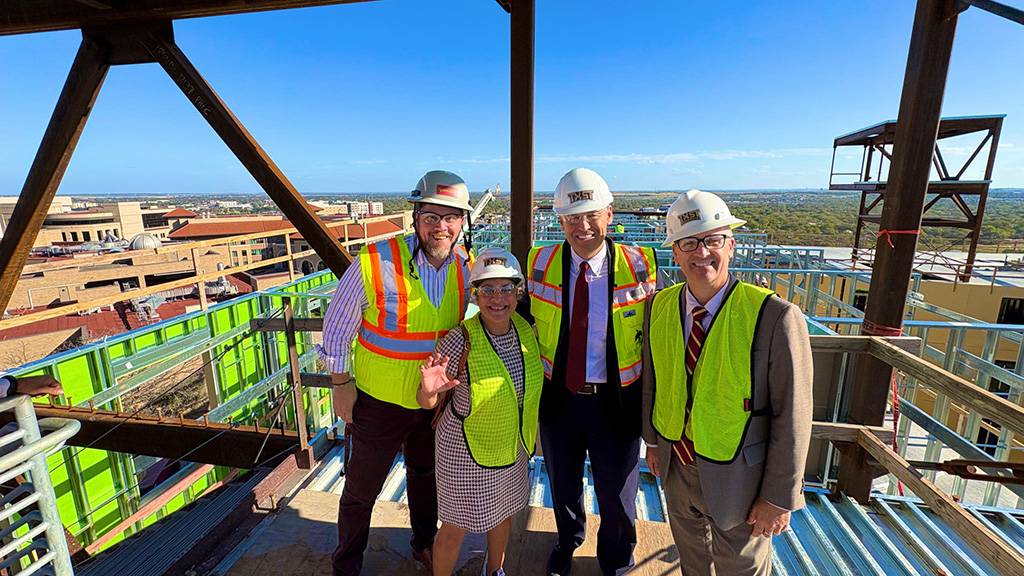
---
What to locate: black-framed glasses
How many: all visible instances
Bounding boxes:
[417,211,464,226]
[476,284,517,297]
[675,234,731,252]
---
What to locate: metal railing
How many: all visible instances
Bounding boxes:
[0,394,80,575]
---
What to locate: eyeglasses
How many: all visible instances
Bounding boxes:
[675,234,731,252]
[476,284,517,297]
[418,211,464,226]
[562,210,606,226]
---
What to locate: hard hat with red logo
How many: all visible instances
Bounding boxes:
[408,170,474,212]
[662,189,746,247]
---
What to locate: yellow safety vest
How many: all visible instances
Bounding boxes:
[459,312,544,468]
[649,281,773,463]
[526,242,656,386]
[353,235,470,409]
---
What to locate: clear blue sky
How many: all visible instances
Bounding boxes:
[2,0,1022,195]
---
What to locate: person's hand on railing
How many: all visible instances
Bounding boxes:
[4,375,63,398]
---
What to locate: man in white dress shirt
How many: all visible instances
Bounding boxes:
[525,168,657,576]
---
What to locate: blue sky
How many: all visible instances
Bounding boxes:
[2,0,1022,195]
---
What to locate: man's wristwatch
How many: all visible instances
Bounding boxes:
[1,375,18,395]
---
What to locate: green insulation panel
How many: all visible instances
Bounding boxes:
[10,270,338,550]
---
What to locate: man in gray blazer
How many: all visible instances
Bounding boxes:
[641,189,813,575]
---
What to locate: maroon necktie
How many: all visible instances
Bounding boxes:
[564,262,590,393]
[673,306,708,465]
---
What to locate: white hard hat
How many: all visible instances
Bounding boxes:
[408,170,474,212]
[470,247,523,285]
[553,168,614,216]
[663,189,746,247]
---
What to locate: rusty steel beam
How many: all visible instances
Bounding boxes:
[0,1,379,36]
[0,36,109,315]
[0,404,298,469]
[838,0,962,503]
[509,0,535,270]
[283,298,313,468]
[140,33,353,277]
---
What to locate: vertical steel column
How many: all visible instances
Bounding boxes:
[962,120,1002,279]
[839,0,963,503]
[0,36,109,314]
[283,297,313,469]
[510,0,535,268]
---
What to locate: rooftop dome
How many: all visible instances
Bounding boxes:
[128,233,162,250]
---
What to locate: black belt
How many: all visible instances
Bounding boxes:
[576,383,603,395]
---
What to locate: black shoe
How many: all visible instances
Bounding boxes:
[546,544,573,576]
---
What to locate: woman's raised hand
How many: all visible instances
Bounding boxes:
[420,352,460,395]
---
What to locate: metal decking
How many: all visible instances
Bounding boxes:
[292,444,1024,576]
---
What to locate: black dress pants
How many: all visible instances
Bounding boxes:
[539,391,640,576]
[332,392,437,576]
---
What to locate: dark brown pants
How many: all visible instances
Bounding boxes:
[332,392,438,576]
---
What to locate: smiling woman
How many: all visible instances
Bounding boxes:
[418,247,542,576]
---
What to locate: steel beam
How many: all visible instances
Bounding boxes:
[839,0,962,503]
[0,1,378,36]
[0,36,108,314]
[283,298,313,468]
[140,32,353,278]
[509,0,535,270]
[0,405,298,469]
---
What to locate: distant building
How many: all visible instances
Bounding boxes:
[347,201,370,217]
[0,197,196,247]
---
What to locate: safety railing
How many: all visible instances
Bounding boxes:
[0,394,80,576]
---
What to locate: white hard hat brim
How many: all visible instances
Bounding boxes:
[408,195,473,213]
[662,218,746,247]
[553,198,613,216]
[471,271,524,284]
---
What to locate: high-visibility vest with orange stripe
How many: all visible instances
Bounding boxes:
[526,242,656,386]
[353,235,471,409]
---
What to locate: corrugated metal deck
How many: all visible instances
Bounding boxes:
[298,444,1024,575]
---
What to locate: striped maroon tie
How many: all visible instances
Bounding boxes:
[673,306,707,466]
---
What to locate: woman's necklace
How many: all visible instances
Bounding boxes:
[486,325,518,354]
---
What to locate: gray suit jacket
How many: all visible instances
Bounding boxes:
[641,278,813,531]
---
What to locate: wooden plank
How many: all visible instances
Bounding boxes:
[0,37,108,314]
[509,0,535,272]
[504,505,677,575]
[227,494,488,575]
[809,335,920,355]
[841,0,962,502]
[870,337,1024,437]
[857,430,1024,575]
[811,421,893,445]
[142,35,353,278]
[0,1,379,36]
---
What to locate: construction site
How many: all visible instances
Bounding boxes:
[1,1,1024,575]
